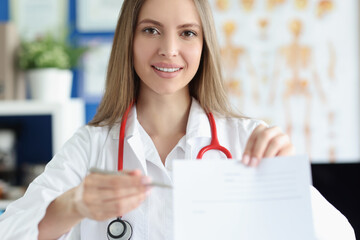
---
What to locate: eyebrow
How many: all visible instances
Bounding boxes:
[138,19,201,30]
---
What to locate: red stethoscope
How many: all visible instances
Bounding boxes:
[107,101,232,240]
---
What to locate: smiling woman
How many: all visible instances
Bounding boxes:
[133,0,203,97]
[134,0,203,98]
[0,0,355,239]
[90,0,235,128]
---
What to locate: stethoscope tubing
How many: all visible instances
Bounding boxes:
[118,101,134,172]
[111,101,232,239]
[196,112,232,159]
[119,102,232,165]
[108,101,134,240]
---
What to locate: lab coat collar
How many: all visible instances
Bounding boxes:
[110,98,212,165]
[111,98,211,141]
[111,106,138,140]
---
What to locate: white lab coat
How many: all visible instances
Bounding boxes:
[0,99,355,240]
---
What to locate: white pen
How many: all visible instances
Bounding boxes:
[89,167,173,189]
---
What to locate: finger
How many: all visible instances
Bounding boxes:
[128,169,143,176]
[89,168,143,178]
[83,200,124,221]
[249,126,282,166]
[74,188,111,220]
[82,190,149,221]
[104,180,150,202]
[242,124,267,165]
[81,174,149,207]
[263,134,291,158]
[83,173,149,200]
[107,191,148,218]
[277,144,295,156]
[84,184,148,203]
[88,173,149,189]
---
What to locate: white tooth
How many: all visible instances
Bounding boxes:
[155,66,180,72]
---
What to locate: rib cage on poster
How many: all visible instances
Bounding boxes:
[210,0,360,162]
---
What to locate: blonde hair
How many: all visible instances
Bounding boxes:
[89,0,240,126]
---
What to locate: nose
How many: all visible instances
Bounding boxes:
[158,34,179,58]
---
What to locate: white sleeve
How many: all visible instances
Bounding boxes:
[0,126,92,240]
[311,186,356,240]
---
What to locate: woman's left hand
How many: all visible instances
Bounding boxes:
[241,124,295,167]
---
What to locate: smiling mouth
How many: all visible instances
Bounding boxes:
[152,66,182,73]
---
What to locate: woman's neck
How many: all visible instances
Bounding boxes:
[136,92,191,137]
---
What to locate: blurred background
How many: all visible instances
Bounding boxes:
[0,0,359,236]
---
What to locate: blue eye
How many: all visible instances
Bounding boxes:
[182,31,197,38]
[143,27,160,35]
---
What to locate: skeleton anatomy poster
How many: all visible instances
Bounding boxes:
[210,0,359,162]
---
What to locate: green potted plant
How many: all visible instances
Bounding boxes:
[18,35,86,101]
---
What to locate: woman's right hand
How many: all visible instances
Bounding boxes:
[73,169,150,221]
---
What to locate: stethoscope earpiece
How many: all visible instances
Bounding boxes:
[107,218,133,240]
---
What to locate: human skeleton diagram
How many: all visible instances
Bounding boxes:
[240,0,255,11]
[214,0,341,161]
[318,0,336,161]
[317,0,333,18]
[295,0,307,10]
[216,0,229,11]
[217,0,333,16]
[269,19,327,156]
[266,0,286,10]
[220,21,260,109]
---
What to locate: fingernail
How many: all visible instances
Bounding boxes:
[242,155,250,165]
[251,157,258,167]
[142,176,151,185]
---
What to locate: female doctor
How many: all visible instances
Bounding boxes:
[0,0,355,239]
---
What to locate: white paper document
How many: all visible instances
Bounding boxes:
[173,155,315,240]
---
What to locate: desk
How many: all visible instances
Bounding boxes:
[312,163,360,238]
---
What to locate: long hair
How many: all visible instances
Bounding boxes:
[89,0,241,127]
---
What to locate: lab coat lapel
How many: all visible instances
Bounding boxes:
[112,106,148,175]
[126,134,147,174]
[112,99,215,165]
[185,99,212,159]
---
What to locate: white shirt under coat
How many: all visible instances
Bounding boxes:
[0,99,355,240]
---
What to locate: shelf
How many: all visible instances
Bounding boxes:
[0,99,84,115]
[0,99,85,154]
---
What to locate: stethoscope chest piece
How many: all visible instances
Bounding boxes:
[107,218,133,240]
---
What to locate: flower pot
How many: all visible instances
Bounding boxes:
[26,68,73,102]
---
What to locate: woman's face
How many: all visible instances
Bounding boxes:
[133,0,203,97]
